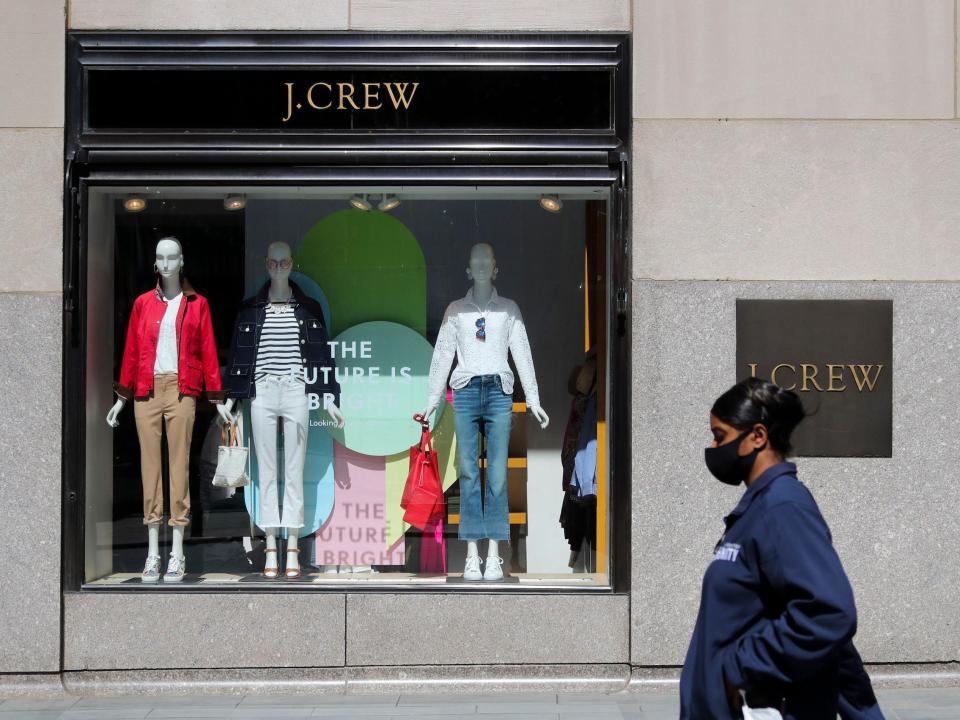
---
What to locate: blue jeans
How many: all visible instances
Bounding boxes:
[453,375,513,541]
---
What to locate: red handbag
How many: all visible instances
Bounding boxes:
[401,414,445,530]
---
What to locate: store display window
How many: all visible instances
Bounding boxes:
[64,31,630,593]
[80,186,612,588]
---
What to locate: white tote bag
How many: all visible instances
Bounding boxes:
[212,412,250,488]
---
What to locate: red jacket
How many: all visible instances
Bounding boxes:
[115,284,225,402]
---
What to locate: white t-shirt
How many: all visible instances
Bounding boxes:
[153,293,183,374]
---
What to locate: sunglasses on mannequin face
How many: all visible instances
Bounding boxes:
[475,317,486,341]
[266,258,293,270]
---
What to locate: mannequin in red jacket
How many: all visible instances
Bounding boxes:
[106,237,230,583]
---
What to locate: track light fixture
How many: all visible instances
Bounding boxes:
[349,194,372,211]
[377,194,401,212]
[123,196,147,213]
[223,195,246,211]
[538,194,563,213]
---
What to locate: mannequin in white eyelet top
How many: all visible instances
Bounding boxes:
[421,243,548,580]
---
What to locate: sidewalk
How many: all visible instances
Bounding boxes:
[0,688,958,719]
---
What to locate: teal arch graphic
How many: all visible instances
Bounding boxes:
[289,271,331,328]
[294,208,427,338]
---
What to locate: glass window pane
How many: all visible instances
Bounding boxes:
[84,186,611,588]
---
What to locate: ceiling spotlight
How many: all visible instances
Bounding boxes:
[123,196,147,213]
[377,194,401,212]
[223,195,246,211]
[539,194,563,213]
[349,194,372,212]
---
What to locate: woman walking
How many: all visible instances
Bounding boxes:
[680,378,883,719]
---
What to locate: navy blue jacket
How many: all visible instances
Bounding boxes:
[837,641,885,720]
[680,463,859,720]
[224,280,341,404]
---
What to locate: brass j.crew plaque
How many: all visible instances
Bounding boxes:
[736,299,893,457]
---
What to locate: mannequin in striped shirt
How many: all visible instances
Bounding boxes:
[223,242,344,579]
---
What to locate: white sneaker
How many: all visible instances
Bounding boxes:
[463,554,483,581]
[141,554,161,583]
[483,556,504,581]
[163,554,186,583]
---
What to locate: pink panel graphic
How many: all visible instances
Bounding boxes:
[315,442,405,566]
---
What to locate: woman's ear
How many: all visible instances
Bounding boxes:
[751,423,769,449]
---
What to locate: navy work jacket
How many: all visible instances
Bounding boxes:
[680,462,859,720]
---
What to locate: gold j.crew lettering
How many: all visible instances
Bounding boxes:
[745,363,884,392]
[283,80,420,122]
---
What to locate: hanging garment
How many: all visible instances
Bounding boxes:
[570,393,598,499]
[419,516,447,574]
[561,393,590,492]
[559,492,597,553]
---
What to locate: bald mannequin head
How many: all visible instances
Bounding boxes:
[266,241,293,281]
[466,242,498,285]
[154,237,184,279]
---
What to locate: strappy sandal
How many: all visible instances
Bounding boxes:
[263,548,280,579]
[284,547,302,579]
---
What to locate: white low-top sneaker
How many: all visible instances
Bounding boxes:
[483,556,504,582]
[463,554,483,581]
[163,554,186,583]
[141,554,161,583]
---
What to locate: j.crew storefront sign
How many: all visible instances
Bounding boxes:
[736,300,892,457]
[86,68,611,131]
[282,81,419,121]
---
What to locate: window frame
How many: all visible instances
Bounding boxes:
[62,32,632,596]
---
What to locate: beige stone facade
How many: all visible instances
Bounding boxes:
[1,0,957,687]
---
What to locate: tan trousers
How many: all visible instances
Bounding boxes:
[134,373,196,527]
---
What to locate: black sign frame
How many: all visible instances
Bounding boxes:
[736,299,893,458]
[66,33,628,165]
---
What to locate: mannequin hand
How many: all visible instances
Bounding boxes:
[529,404,549,429]
[106,398,126,428]
[216,402,234,426]
[419,404,439,423]
[335,472,351,490]
[326,403,346,429]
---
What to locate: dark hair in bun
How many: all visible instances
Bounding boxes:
[711,377,806,456]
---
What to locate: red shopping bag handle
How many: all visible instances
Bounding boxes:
[412,413,434,455]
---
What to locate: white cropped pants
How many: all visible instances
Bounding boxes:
[250,375,309,529]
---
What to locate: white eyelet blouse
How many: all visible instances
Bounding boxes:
[426,287,541,410]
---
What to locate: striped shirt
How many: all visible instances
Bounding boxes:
[254,303,304,382]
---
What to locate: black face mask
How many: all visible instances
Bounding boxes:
[704,430,761,486]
